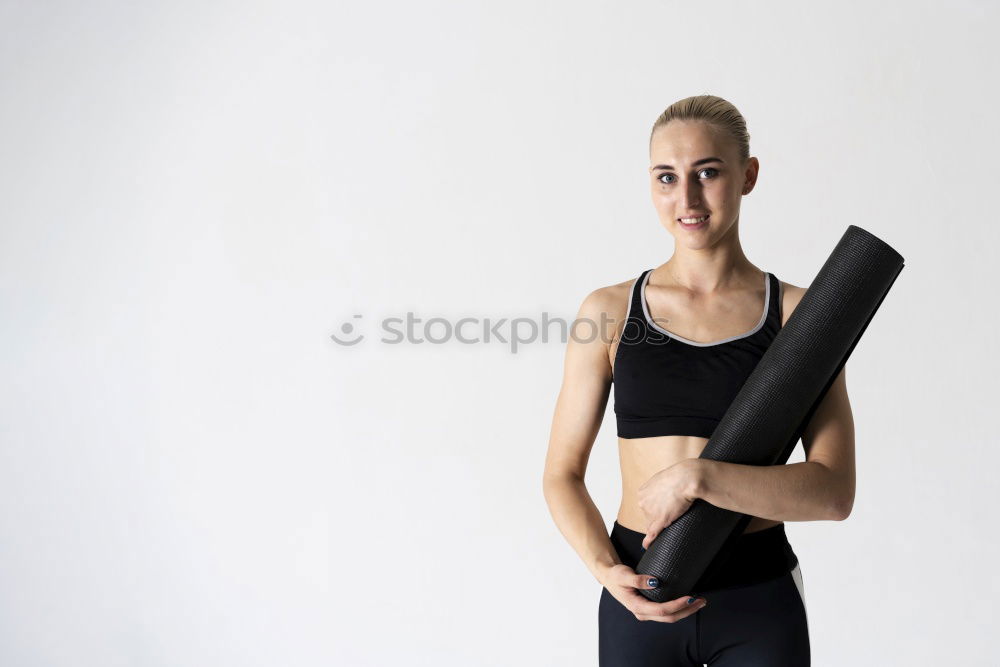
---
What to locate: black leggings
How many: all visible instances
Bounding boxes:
[599,521,810,666]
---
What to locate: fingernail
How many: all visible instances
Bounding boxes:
[647,577,659,588]
[686,597,696,604]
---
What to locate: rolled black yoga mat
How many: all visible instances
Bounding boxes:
[636,224,904,603]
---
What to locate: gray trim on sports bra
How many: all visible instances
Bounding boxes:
[638,269,771,347]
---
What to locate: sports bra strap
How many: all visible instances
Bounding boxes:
[628,269,651,320]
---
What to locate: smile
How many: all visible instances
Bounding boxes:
[678,214,709,228]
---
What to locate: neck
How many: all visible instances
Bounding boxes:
[658,234,758,293]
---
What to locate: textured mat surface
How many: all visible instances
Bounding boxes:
[636,225,905,602]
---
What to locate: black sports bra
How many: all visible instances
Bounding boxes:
[612,269,783,439]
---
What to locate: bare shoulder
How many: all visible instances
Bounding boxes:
[778,280,808,328]
[575,275,634,323]
[585,276,632,312]
[571,275,636,351]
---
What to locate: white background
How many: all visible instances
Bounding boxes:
[2,1,996,665]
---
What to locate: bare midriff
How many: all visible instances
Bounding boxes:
[614,434,780,535]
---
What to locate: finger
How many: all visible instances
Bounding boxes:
[632,573,660,590]
[641,528,662,549]
[627,591,705,618]
[646,516,673,543]
[633,596,708,623]
[635,602,706,623]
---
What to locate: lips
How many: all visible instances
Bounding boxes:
[678,214,709,229]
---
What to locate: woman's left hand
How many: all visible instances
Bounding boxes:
[637,459,702,550]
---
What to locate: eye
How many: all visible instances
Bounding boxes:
[656,168,719,185]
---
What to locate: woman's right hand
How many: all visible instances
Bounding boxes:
[601,564,707,623]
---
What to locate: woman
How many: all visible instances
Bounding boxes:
[542,95,855,666]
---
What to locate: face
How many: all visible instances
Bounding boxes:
[648,120,758,248]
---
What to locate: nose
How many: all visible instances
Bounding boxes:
[680,178,701,209]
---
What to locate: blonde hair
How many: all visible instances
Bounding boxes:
[650,94,750,162]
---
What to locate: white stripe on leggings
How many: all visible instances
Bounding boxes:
[790,563,808,626]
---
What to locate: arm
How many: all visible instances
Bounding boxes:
[542,286,621,585]
[691,363,857,522]
[688,279,859,523]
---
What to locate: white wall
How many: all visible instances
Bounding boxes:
[1,1,996,664]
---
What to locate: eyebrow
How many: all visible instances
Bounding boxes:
[650,157,725,171]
